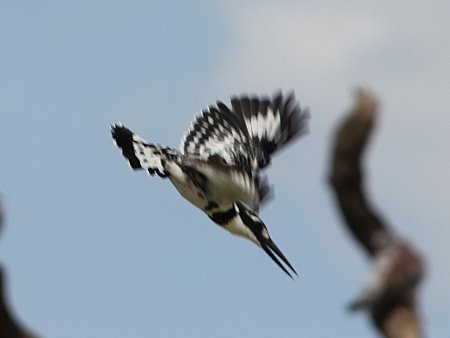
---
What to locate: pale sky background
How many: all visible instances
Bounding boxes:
[1,1,449,337]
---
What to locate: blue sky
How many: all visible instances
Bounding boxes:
[1,1,449,337]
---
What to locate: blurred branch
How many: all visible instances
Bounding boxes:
[0,201,38,338]
[328,89,425,338]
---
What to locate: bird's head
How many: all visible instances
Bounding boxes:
[235,202,297,278]
[235,202,269,244]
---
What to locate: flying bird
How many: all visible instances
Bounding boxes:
[111,92,309,277]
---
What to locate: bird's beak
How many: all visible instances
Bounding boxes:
[259,237,298,279]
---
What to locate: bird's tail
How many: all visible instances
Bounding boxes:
[111,124,181,178]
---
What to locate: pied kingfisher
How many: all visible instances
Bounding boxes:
[111,92,309,278]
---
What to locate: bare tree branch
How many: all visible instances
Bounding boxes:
[0,201,39,338]
[328,89,425,338]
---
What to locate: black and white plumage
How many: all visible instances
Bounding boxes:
[111,92,309,277]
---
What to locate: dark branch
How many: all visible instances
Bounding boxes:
[328,89,425,338]
[0,201,39,338]
[329,89,387,256]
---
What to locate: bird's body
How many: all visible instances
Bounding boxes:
[111,92,308,277]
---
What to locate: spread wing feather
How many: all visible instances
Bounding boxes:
[112,124,180,178]
[180,92,308,209]
[181,92,308,171]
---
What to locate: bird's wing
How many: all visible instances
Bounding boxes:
[180,102,253,170]
[112,124,180,178]
[227,91,309,169]
[181,91,308,171]
[180,92,308,209]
